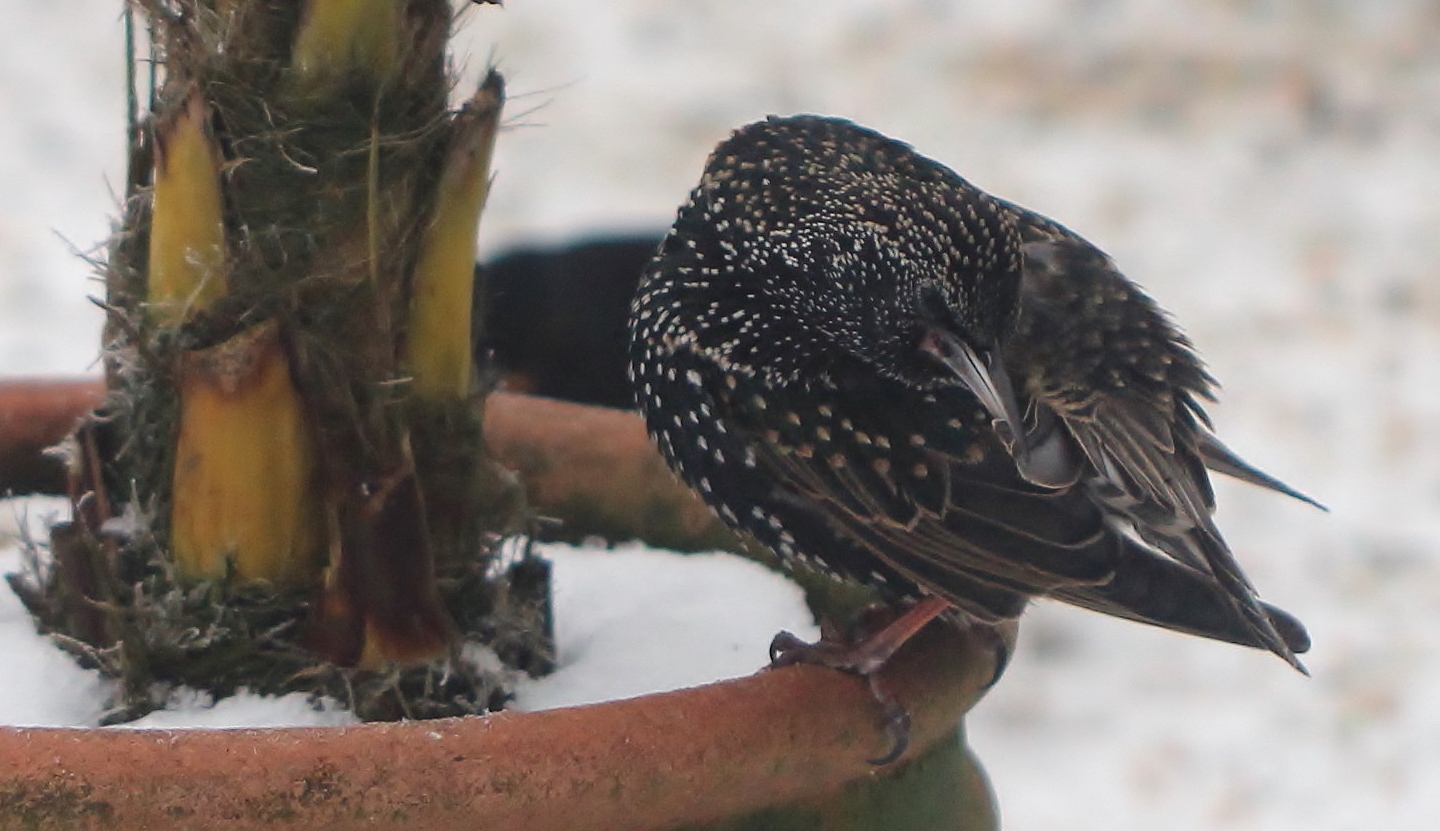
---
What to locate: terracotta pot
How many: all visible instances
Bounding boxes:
[0,378,104,496]
[0,613,1004,830]
[0,378,1006,829]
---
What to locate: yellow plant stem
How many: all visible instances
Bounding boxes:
[292,0,402,83]
[170,321,324,587]
[147,89,226,327]
[406,72,504,401]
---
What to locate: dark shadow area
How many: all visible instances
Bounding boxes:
[477,234,662,410]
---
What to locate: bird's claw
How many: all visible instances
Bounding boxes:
[768,629,853,670]
[766,629,914,766]
[767,630,804,666]
[865,673,911,766]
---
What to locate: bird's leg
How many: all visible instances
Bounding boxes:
[769,595,952,764]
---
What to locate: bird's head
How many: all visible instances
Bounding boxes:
[642,115,1028,445]
[757,211,1015,383]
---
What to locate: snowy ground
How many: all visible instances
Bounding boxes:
[3,2,1439,829]
[0,506,818,729]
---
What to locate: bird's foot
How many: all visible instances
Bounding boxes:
[768,629,913,764]
[767,596,952,765]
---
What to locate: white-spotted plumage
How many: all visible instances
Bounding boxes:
[629,114,1315,667]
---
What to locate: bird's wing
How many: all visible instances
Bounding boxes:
[725,374,1117,623]
[1008,215,1306,666]
[1196,430,1326,509]
[716,366,1306,654]
[1005,201,1321,504]
[1033,387,1307,665]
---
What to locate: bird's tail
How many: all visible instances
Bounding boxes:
[1049,537,1310,668]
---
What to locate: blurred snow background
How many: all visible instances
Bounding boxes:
[3,1,1439,828]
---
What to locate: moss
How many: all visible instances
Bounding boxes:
[0,777,115,830]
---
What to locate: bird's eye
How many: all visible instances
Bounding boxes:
[917,285,950,324]
[916,284,983,351]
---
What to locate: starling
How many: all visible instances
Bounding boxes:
[629,115,1315,759]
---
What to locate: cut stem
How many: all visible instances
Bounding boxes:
[170,321,324,586]
[292,0,403,84]
[146,89,226,327]
[406,71,504,401]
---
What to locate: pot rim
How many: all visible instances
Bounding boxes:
[0,618,1005,831]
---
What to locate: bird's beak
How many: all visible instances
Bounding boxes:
[921,328,1027,451]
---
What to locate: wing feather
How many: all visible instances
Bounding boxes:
[1011,216,1306,665]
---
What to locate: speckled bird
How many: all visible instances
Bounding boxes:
[629,116,1315,754]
